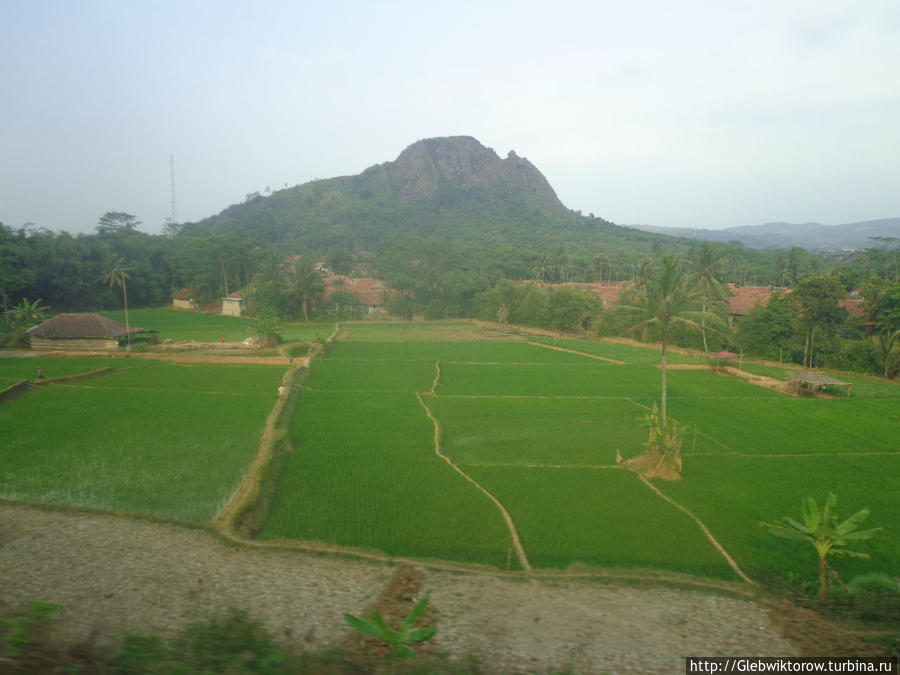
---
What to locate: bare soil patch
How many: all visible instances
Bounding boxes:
[2,504,887,673]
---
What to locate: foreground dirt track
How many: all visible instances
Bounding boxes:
[2,504,859,674]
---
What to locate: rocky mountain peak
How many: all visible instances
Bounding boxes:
[383,136,563,211]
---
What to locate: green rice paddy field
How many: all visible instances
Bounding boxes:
[3,319,897,585]
[103,307,333,343]
[260,324,899,583]
[0,358,284,521]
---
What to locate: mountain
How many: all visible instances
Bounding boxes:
[627,218,900,251]
[182,136,662,254]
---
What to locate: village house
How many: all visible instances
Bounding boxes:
[26,314,155,350]
[221,291,244,317]
[547,280,788,323]
[323,275,395,315]
[170,288,199,310]
[723,284,783,324]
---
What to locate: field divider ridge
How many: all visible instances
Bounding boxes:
[464,462,622,469]
[636,475,755,584]
[430,361,441,394]
[0,379,30,405]
[1,367,119,405]
[525,340,627,364]
[211,358,310,535]
[416,392,533,572]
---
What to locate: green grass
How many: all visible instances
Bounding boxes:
[0,360,284,521]
[431,396,646,466]
[659,454,900,582]
[336,321,486,341]
[671,397,900,456]
[529,336,707,365]
[279,323,334,342]
[437,362,659,397]
[104,308,333,344]
[327,340,599,363]
[738,361,900,399]
[305,358,437,392]
[260,392,514,566]
[464,465,735,578]
[104,308,256,342]
[0,356,124,381]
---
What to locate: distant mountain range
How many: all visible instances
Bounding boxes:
[626,218,900,251]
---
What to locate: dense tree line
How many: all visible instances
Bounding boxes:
[2,213,898,376]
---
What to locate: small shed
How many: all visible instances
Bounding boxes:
[222,291,244,317]
[789,372,852,398]
[171,288,198,309]
[26,314,156,350]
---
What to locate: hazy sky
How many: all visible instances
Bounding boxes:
[2,0,898,235]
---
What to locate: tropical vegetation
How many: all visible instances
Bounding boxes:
[761,494,882,600]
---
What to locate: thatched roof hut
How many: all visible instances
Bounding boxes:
[26,314,155,350]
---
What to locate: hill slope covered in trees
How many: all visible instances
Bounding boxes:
[182,136,667,255]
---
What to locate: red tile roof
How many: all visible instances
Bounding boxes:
[559,281,628,306]
[529,280,787,316]
[840,298,866,319]
[171,287,196,300]
[323,276,390,307]
[724,284,784,316]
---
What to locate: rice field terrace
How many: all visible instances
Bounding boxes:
[0,357,284,521]
[2,319,897,587]
[260,322,899,584]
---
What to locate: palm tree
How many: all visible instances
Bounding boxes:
[690,243,728,352]
[761,494,881,601]
[98,255,131,347]
[532,256,553,283]
[285,261,324,321]
[616,254,720,429]
[555,248,569,283]
[872,329,900,378]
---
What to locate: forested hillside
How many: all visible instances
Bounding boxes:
[186,136,632,251]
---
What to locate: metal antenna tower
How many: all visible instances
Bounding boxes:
[169,154,178,223]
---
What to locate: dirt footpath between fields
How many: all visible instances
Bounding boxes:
[0,504,873,674]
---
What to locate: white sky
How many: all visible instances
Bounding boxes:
[1,0,898,235]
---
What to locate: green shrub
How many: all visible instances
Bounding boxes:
[849,573,899,597]
[115,609,288,673]
[285,342,309,358]
[0,601,61,666]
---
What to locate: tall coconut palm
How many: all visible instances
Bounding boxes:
[690,242,728,352]
[532,256,553,283]
[761,494,881,601]
[286,260,324,321]
[616,254,721,429]
[98,255,131,347]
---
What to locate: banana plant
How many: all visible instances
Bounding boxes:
[344,592,436,660]
[761,494,881,601]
